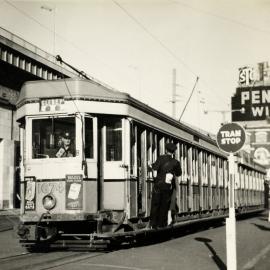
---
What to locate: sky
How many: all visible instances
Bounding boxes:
[1,0,270,134]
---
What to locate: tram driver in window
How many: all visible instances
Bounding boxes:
[56,132,75,158]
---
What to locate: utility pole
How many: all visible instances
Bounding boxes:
[172,68,177,118]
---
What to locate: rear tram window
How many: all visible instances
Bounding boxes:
[32,117,76,159]
[106,118,122,161]
[85,118,93,159]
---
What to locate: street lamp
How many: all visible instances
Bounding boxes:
[204,108,245,125]
[41,5,56,55]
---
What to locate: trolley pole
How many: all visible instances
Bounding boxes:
[226,153,237,270]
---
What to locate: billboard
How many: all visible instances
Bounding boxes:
[232,61,270,122]
[238,62,270,87]
[231,85,270,121]
[232,61,270,168]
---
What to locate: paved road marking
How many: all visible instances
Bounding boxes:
[80,263,151,270]
[242,243,270,270]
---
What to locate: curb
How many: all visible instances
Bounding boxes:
[0,209,20,216]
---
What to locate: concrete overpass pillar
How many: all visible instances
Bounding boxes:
[0,138,15,209]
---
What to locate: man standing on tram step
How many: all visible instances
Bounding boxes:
[149,142,182,229]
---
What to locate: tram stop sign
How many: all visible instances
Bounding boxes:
[217,122,246,154]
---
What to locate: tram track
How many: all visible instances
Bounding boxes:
[1,250,109,270]
[0,251,31,262]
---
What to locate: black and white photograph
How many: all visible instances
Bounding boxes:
[0,1,270,269]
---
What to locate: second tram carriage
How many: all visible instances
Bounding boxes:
[16,78,265,249]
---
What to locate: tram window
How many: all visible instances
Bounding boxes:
[130,124,136,175]
[152,134,157,162]
[106,118,122,161]
[85,118,93,159]
[32,117,76,159]
[147,131,152,178]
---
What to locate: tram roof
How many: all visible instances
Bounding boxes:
[18,78,128,104]
[18,78,218,147]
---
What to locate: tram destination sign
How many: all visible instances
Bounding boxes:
[217,123,246,154]
[40,98,65,112]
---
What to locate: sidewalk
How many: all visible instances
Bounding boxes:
[0,209,20,232]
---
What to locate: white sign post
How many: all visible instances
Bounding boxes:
[226,153,237,270]
[217,123,246,270]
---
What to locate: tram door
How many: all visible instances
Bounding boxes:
[84,116,98,213]
[130,124,147,216]
[137,126,146,215]
[99,116,127,210]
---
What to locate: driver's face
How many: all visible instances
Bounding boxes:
[62,137,71,146]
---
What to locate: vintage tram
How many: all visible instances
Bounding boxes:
[16,78,265,249]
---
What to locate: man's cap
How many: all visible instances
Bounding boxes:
[165,142,177,152]
[63,132,71,139]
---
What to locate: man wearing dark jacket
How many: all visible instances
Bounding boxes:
[149,143,181,228]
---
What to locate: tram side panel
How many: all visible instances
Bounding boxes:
[192,148,200,212]
[202,152,209,211]
[237,163,265,212]
[178,143,188,214]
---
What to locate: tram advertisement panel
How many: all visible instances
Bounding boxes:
[65,174,83,210]
[24,176,36,211]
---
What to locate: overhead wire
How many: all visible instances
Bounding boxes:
[8,0,151,103]
[6,0,220,109]
[5,0,252,123]
[173,0,270,36]
[3,2,86,124]
[114,0,270,114]
[112,0,203,121]
[171,0,270,107]
[3,0,93,117]
[112,0,198,78]
[4,0,52,33]
[111,0,234,120]
[3,0,132,84]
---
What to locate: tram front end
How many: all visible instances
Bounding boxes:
[16,84,103,249]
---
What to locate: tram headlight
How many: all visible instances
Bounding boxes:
[42,194,56,211]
